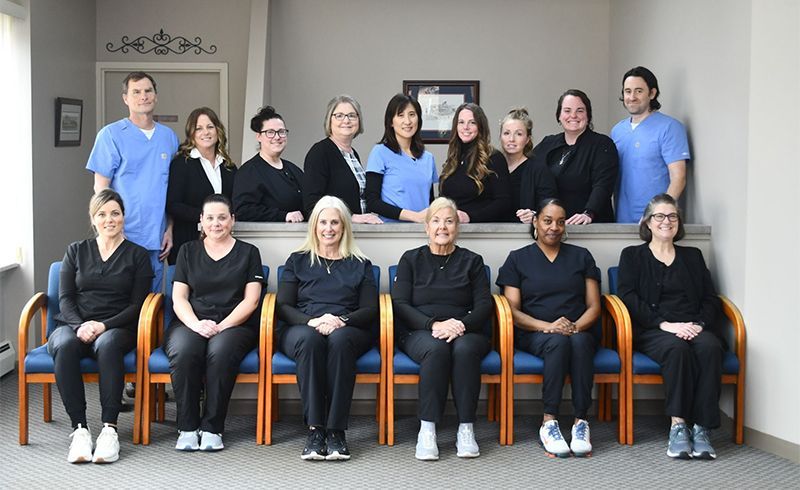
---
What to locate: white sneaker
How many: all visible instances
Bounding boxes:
[415,430,439,461]
[455,424,480,458]
[539,420,570,458]
[92,424,119,463]
[67,424,93,463]
[175,430,200,451]
[199,431,224,451]
[570,419,592,457]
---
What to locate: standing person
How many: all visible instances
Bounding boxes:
[499,108,557,224]
[523,90,618,224]
[167,194,263,452]
[277,196,378,461]
[303,95,383,224]
[86,71,179,290]
[612,66,691,223]
[167,107,237,264]
[233,106,304,223]
[617,194,723,460]
[48,189,153,463]
[365,94,437,223]
[439,103,513,222]
[497,198,600,458]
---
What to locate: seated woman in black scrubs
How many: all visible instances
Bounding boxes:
[49,189,153,464]
[497,198,601,458]
[392,197,492,461]
[167,107,237,264]
[439,103,513,222]
[618,193,723,460]
[166,194,263,452]
[276,195,378,461]
[233,106,304,222]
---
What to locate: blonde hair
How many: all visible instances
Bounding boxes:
[296,195,367,266]
[425,197,460,225]
[500,107,534,156]
[323,95,364,138]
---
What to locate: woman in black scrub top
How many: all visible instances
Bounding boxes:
[166,194,263,452]
[497,198,600,458]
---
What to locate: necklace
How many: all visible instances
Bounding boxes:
[558,147,574,166]
[322,257,336,274]
[439,254,452,270]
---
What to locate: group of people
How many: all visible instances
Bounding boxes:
[44,68,721,465]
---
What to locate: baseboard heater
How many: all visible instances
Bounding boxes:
[0,340,15,378]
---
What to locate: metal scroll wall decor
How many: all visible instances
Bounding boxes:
[106,28,217,55]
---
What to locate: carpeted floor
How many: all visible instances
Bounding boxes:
[1,372,797,488]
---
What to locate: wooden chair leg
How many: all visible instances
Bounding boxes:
[272,385,279,421]
[378,380,386,445]
[43,383,52,422]
[142,378,152,445]
[506,383,514,445]
[132,380,142,445]
[487,385,496,422]
[18,377,29,445]
[387,376,395,446]
[264,380,273,445]
[735,381,745,444]
[256,383,265,445]
[626,384,634,445]
[157,384,165,422]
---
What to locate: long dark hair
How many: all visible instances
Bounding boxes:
[379,94,425,159]
[441,103,494,194]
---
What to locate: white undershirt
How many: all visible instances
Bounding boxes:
[190,147,223,193]
[630,121,641,130]
[140,127,155,140]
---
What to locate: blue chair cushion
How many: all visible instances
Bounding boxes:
[25,345,137,374]
[513,347,620,375]
[393,348,501,376]
[148,347,260,375]
[272,346,382,376]
[632,350,739,375]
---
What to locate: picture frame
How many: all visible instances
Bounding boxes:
[55,97,83,147]
[402,80,479,144]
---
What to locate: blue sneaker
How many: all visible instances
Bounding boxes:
[667,423,692,459]
[691,424,716,460]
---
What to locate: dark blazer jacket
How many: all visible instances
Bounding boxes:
[303,137,363,216]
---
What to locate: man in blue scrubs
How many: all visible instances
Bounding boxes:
[86,72,179,290]
[611,67,690,223]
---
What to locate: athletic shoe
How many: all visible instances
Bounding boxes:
[570,419,592,457]
[175,430,200,451]
[92,425,119,463]
[200,431,224,451]
[539,420,570,458]
[67,424,93,463]
[301,427,326,461]
[691,424,717,459]
[456,424,480,458]
[415,430,439,461]
[667,423,692,459]
[325,430,351,460]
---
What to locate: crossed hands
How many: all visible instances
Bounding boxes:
[76,321,106,343]
[432,318,465,343]
[190,319,221,338]
[660,321,703,340]
[308,313,345,336]
[544,317,577,336]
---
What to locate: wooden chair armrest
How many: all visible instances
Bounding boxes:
[263,293,277,361]
[382,294,394,371]
[17,293,47,361]
[719,295,747,360]
[493,294,513,364]
[141,293,164,356]
[605,294,632,366]
[136,293,156,371]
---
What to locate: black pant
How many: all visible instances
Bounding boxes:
[635,328,723,428]
[516,330,596,419]
[48,325,136,427]
[164,324,257,433]
[399,330,491,424]
[279,325,372,430]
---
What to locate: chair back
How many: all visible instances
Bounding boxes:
[45,262,62,338]
[388,264,493,339]
[608,266,619,295]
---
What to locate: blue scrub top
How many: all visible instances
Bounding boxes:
[366,144,437,222]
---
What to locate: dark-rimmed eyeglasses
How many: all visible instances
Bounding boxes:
[332,112,359,121]
[651,213,679,222]
[258,129,289,139]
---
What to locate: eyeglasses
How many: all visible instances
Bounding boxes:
[650,213,680,222]
[259,129,289,139]
[332,112,359,121]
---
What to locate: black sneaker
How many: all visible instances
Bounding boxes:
[301,427,326,461]
[325,429,351,460]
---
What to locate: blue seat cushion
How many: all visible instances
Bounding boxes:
[272,346,381,375]
[25,345,137,374]
[393,348,501,376]
[148,347,260,375]
[513,347,620,375]
[632,350,740,375]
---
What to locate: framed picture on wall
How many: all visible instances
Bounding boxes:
[55,97,83,147]
[402,80,479,143]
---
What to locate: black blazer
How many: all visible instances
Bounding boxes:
[303,137,363,216]
[527,129,618,222]
[232,154,304,222]
[618,243,722,337]
[166,153,236,264]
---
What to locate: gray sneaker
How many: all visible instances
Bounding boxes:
[691,424,716,459]
[667,423,692,459]
[415,430,439,461]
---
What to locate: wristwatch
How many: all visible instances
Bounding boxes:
[338,315,350,323]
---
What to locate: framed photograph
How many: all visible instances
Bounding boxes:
[403,80,479,143]
[55,97,83,147]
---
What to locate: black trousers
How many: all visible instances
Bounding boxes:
[47,325,136,427]
[279,325,372,430]
[399,330,491,424]
[164,324,257,433]
[516,330,596,419]
[635,328,723,428]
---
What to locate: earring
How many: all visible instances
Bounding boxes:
[533,228,538,240]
